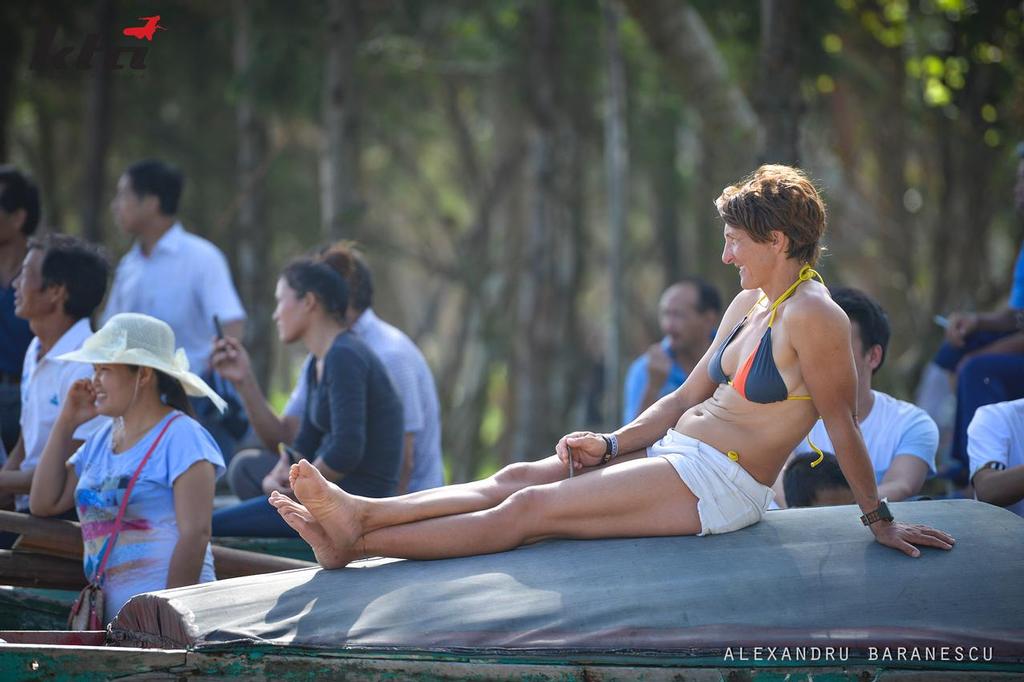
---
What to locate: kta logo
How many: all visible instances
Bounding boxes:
[30,15,166,71]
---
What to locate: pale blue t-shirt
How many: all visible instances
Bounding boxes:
[69,411,225,619]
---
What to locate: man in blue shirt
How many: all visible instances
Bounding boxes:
[622,278,720,423]
[0,167,40,456]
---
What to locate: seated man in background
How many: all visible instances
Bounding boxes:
[968,398,1024,517]
[217,242,443,500]
[782,452,853,508]
[622,278,720,422]
[0,235,109,526]
[775,288,937,507]
[931,143,1024,474]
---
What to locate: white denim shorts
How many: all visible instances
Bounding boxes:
[647,429,774,536]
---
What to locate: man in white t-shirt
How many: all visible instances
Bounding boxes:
[0,235,109,515]
[103,160,248,456]
[967,398,1024,517]
[774,288,938,507]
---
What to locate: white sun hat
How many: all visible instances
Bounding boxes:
[57,313,227,412]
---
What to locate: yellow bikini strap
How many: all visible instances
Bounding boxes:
[806,427,825,468]
[767,264,824,327]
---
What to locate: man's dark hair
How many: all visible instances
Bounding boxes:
[674,276,722,314]
[318,241,374,312]
[27,235,109,320]
[783,451,850,508]
[830,287,891,373]
[125,159,184,215]
[0,166,41,236]
[281,258,349,322]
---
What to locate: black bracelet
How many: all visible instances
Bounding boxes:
[598,434,618,465]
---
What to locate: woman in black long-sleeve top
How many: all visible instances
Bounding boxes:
[293,328,403,497]
[211,259,403,536]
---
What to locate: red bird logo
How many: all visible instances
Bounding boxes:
[122,16,165,41]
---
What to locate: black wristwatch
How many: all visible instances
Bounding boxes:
[860,499,894,526]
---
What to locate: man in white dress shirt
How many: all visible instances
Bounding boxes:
[103,159,248,455]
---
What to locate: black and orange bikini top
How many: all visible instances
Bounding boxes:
[709,264,824,404]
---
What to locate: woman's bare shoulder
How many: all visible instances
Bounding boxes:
[785,283,849,334]
[724,288,763,316]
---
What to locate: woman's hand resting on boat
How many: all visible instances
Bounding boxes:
[555,431,610,471]
[869,520,955,558]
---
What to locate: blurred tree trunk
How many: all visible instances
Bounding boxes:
[694,134,734,295]
[873,47,918,380]
[34,105,62,230]
[437,75,525,482]
[756,0,801,166]
[622,0,760,187]
[233,0,272,387]
[0,6,22,162]
[320,0,364,241]
[649,103,683,285]
[602,0,628,430]
[507,1,586,462]
[80,0,115,242]
[623,0,760,298]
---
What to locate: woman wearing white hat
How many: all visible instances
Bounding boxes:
[29,312,226,620]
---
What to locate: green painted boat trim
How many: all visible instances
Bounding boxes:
[185,641,1024,673]
[212,536,316,563]
[0,587,76,631]
[1,643,1023,681]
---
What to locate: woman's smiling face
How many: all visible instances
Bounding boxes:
[721,224,777,290]
[91,363,140,417]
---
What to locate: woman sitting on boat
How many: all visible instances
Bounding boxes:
[270,164,955,568]
[30,313,226,618]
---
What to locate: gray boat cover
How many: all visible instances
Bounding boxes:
[111,500,1024,657]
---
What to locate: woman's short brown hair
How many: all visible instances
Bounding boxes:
[715,165,827,265]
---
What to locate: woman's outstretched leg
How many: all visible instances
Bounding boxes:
[268,457,571,564]
[281,450,648,540]
[360,456,568,528]
[278,455,701,566]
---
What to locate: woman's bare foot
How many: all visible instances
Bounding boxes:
[288,460,365,552]
[268,492,358,569]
